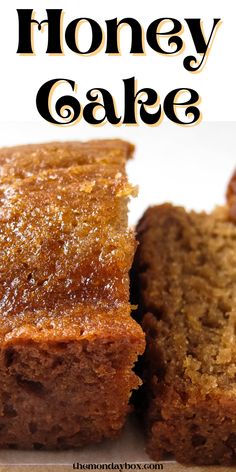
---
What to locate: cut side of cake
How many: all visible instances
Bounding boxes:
[134,203,236,465]
[0,140,145,449]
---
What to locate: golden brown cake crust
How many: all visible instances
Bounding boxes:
[135,203,236,465]
[0,140,134,178]
[0,139,145,449]
[0,165,134,326]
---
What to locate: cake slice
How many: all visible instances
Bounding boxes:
[134,203,236,465]
[0,140,145,449]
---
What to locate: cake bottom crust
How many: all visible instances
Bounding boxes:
[147,394,236,466]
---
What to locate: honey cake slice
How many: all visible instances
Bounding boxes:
[0,141,145,449]
[134,203,236,465]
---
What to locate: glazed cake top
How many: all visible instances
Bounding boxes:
[0,140,134,178]
[0,140,141,345]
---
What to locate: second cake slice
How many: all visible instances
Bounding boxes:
[134,203,236,465]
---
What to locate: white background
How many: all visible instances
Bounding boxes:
[0,0,235,124]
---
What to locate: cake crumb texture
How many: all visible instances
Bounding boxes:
[135,203,236,465]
